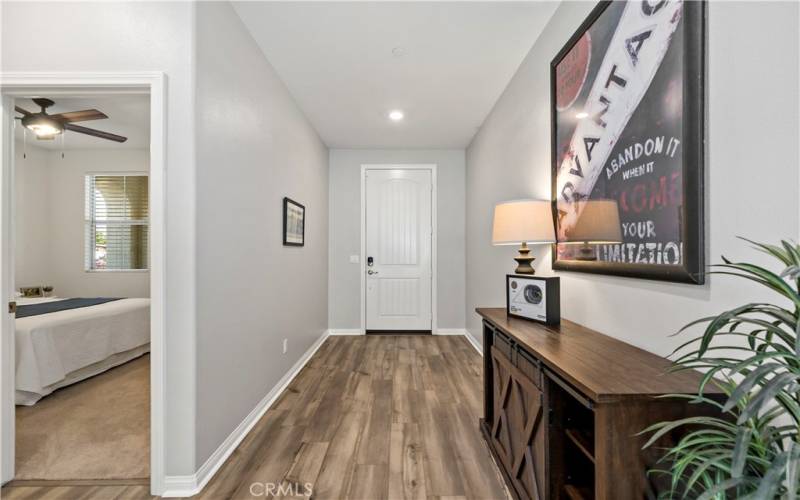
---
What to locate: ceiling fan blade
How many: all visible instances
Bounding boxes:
[14,106,32,116]
[51,109,108,123]
[65,123,127,143]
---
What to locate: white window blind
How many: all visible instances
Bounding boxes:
[85,175,149,271]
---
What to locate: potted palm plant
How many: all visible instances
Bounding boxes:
[643,239,800,499]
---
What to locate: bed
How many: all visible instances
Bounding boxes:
[15,296,150,405]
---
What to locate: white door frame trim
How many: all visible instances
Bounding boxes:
[360,164,437,334]
[0,72,167,495]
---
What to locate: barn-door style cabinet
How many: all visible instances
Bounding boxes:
[477,308,721,500]
[489,338,546,499]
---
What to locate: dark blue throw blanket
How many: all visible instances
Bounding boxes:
[16,298,123,319]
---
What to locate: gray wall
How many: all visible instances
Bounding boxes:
[466,1,800,357]
[195,2,329,466]
[14,146,150,298]
[14,144,50,291]
[2,0,197,475]
[328,149,466,330]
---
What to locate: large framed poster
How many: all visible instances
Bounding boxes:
[551,0,705,284]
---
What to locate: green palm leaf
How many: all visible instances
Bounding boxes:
[643,239,800,498]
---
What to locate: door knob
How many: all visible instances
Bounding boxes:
[368,270,379,275]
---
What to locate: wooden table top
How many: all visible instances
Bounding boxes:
[477,307,722,403]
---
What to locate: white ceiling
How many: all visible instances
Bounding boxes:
[14,95,150,150]
[232,1,559,149]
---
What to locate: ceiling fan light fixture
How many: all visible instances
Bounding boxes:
[28,124,62,137]
[15,97,127,143]
[22,115,64,137]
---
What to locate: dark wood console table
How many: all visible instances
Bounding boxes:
[477,307,721,500]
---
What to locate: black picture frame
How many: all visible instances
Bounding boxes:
[282,197,305,247]
[550,1,706,284]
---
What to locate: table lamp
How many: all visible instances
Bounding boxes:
[492,199,556,274]
[560,199,622,260]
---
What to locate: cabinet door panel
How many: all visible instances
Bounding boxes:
[491,346,515,472]
[490,346,547,500]
[517,347,542,389]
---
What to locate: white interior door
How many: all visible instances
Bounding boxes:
[1,96,15,484]
[365,169,432,331]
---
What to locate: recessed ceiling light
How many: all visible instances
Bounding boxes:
[575,111,589,119]
[388,110,404,122]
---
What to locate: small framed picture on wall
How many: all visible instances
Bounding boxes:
[283,197,305,247]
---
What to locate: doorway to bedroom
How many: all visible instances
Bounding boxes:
[11,94,152,482]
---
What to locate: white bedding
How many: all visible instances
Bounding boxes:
[15,297,150,405]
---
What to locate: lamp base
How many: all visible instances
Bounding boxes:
[513,242,536,274]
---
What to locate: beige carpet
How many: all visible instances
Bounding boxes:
[15,354,150,480]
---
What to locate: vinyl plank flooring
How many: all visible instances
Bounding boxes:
[301,369,351,442]
[195,409,295,500]
[355,378,393,466]
[280,441,329,497]
[441,351,483,416]
[1,484,155,500]
[227,423,308,500]
[392,363,416,424]
[313,410,366,499]
[417,389,466,498]
[457,459,508,500]
[347,370,374,413]
[388,422,426,500]
[346,464,388,500]
[280,365,330,428]
[1,335,509,500]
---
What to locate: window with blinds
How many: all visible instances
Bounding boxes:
[85,175,149,271]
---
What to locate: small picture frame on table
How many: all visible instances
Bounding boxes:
[283,197,305,247]
[19,286,43,298]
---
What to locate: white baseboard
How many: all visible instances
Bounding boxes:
[435,328,468,335]
[161,329,331,497]
[328,328,364,335]
[435,328,482,355]
[161,475,196,497]
[463,330,483,355]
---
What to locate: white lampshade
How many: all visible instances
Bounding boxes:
[561,199,622,244]
[492,200,555,246]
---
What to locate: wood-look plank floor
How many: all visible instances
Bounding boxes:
[2,335,509,500]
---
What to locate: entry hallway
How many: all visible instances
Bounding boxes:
[2,335,509,499]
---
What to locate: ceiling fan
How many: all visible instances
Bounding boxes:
[14,98,127,143]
